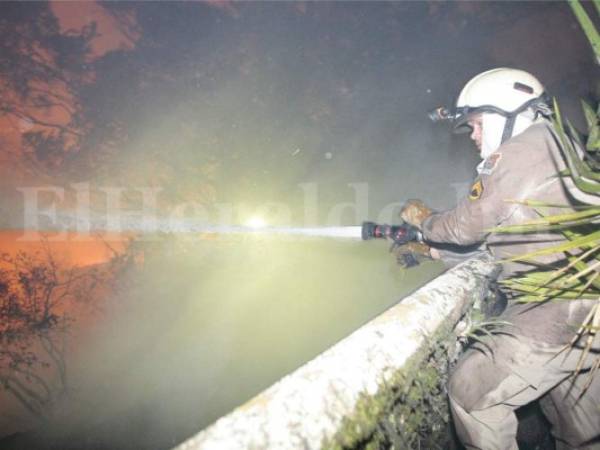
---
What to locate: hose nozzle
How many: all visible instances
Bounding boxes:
[361,221,420,245]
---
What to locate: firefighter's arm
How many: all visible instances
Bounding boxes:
[399,191,493,246]
[421,193,490,246]
[421,159,521,246]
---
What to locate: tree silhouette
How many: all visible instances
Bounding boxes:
[0,2,95,173]
[0,242,126,422]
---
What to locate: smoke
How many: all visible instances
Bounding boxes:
[13,235,441,450]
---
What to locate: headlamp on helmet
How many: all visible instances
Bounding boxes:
[429,68,552,144]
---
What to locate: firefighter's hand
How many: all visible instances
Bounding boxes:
[400,199,433,229]
[391,241,432,268]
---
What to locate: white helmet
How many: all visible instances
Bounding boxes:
[453,68,551,156]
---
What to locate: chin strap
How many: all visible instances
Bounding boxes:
[501,115,517,144]
[450,94,553,138]
[500,95,553,144]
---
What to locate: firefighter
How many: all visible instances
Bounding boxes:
[401,68,600,449]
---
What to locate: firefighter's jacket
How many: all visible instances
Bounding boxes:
[433,121,600,449]
[422,120,581,277]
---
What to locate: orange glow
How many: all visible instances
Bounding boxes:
[0,1,141,184]
[202,0,239,17]
[49,1,140,60]
[0,230,132,267]
[0,75,78,165]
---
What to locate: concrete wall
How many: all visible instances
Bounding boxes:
[174,255,498,450]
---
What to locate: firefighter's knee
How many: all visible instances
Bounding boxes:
[448,349,508,413]
[448,354,478,412]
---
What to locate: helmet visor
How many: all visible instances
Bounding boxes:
[452,96,550,134]
[452,105,511,134]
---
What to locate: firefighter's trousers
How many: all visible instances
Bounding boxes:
[449,301,600,450]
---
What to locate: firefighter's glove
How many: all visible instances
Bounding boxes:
[399,252,419,268]
[400,199,433,229]
[392,242,432,268]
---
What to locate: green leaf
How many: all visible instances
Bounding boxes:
[494,207,600,226]
[566,253,600,291]
[565,119,600,173]
[569,0,600,61]
[582,101,600,152]
[565,120,600,180]
[501,281,597,299]
[583,100,598,129]
[492,220,595,234]
[587,129,600,152]
[503,199,595,209]
[506,229,600,261]
[566,118,586,149]
[551,117,600,193]
[502,278,584,293]
[557,168,572,177]
[491,203,599,234]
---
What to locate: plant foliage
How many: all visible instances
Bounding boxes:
[493,0,600,391]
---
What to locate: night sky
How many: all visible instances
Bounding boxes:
[0,1,596,229]
[0,2,598,449]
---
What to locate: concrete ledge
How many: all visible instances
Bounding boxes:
[174,255,498,450]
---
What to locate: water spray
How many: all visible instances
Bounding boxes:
[33,214,420,243]
[35,213,366,240]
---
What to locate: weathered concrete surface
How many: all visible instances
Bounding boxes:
[173,255,498,450]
